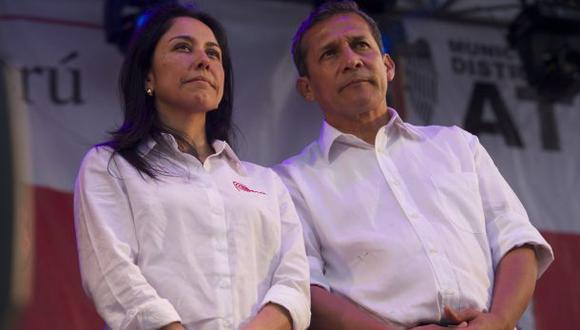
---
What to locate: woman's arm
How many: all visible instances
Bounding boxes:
[75,148,181,329]
[242,303,293,330]
[247,171,312,330]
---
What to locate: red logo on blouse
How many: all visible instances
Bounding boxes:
[233,181,266,195]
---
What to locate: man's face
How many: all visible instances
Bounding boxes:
[297,13,395,122]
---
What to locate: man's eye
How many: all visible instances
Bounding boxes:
[354,41,370,50]
[320,50,336,60]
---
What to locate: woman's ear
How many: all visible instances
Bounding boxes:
[145,69,155,91]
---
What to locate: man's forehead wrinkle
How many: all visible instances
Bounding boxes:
[315,24,368,42]
[315,34,365,53]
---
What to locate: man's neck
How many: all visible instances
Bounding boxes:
[326,107,391,145]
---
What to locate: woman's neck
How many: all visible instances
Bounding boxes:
[158,109,214,163]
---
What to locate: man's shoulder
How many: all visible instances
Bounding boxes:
[404,123,481,158]
[273,140,324,182]
[277,140,323,169]
[405,121,470,138]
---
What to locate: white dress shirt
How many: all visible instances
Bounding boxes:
[74,135,310,330]
[274,108,553,328]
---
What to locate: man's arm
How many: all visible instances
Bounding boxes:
[310,285,398,330]
[446,245,538,329]
[160,322,186,330]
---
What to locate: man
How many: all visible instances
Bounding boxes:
[274,1,554,329]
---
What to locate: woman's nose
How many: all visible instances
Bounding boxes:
[193,50,210,70]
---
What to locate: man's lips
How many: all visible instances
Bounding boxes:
[339,78,373,92]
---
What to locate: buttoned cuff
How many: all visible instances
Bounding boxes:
[488,213,554,278]
[261,284,311,330]
[122,298,181,330]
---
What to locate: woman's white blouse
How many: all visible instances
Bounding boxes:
[74,136,310,330]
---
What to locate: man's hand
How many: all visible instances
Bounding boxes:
[409,325,452,330]
[309,285,398,330]
[408,309,469,330]
[444,306,509,330]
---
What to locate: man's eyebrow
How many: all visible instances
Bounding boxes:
[347,35,369,43]
[318,40,339,54]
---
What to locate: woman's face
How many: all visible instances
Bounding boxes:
[146,17,225,115]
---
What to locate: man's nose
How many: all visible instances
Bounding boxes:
[343,47,363,71]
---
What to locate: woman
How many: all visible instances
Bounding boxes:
[74,4,310,330]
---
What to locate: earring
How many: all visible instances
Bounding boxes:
[146,88,153,96]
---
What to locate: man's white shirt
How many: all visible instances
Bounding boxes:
[275,108,553,327]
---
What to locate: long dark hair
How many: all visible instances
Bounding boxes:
[105,3,234,178]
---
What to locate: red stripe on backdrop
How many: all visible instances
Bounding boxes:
[534,231,580,329]
[16,186,103,330]
[0,15,102,29]
[12,187,578,329]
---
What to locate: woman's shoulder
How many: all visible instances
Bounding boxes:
[238,161,289,191]
[77,143,127,178]
[238,160,273,177]
[80,144,115,166]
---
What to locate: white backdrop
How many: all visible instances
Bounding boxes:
[1,1,577,329]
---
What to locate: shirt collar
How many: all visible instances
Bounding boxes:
[138,133,247,175]
[211,139,248,175]
[317,107,425,161]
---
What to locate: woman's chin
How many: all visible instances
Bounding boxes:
[181,100,220,113]
[186,95,220,113]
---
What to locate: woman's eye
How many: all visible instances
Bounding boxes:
[174,43,191,52]
[206,48,221,60]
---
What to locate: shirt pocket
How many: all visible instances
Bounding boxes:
[430,172,485,234]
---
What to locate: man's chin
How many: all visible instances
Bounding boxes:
[344,95,383,111]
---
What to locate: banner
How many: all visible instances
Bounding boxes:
[1,0,578,329]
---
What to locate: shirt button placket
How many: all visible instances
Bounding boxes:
[205,174,234,328]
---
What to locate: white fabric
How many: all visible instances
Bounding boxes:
[274,108,553,327]
[74,134,310,330]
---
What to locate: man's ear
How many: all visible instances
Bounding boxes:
[296,76,315,101]
[383,54,395,82]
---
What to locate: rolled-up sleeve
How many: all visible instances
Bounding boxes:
[260,172,311,330]
[466,132,554,277]
[274,165,330,292]
[74,147,181,330]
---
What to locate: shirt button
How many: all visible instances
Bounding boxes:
[408,211,419,219]
[216,242,227,252]
[219,279,230,289]
[444,289,455,295]
[429,248,438,255]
